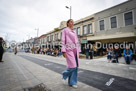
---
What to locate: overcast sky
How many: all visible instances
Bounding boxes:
[0,0,127,42]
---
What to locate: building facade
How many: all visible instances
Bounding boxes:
[39,34,47,48]
[87,0,136,55]
[39,0,136,55]
[73,15,95,54]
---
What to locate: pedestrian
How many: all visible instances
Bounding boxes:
[14,47,17,55]
[123,45,132,64]
[134,47,136,61]
[0,37,4,62]
[61,19,81,88]
[89,44,93,59]
[85,44,89,59]
[107,46,113,63]
[92,44,97,56]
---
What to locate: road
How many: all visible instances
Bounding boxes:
[0,52,136,91]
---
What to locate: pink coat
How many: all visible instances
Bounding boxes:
[61,27,81,68]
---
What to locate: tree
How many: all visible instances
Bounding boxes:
[54,28,59,31]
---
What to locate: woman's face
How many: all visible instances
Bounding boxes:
[68,20,74,27]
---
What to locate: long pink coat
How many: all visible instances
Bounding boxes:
[61,27,81,68]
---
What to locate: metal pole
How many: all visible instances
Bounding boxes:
[35,28,39,37]
[37,28,39,37]
[70,6,71,19]
[27,35,30,40]
[66,6,72,19]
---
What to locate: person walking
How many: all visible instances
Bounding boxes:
[0,37,4,62]
[89,44,93,59]
[85,44,89,59]
[14,47,17,55]
[61,19,81,88]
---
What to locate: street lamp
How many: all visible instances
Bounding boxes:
[27,34,30,40]
[35,28,39,37]
[65,6,72,19]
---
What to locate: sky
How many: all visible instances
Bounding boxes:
[0,0,127,42]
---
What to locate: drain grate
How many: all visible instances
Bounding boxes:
[23,83,51,91]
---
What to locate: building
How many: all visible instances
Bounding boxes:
[25,37,40,51]
[39,34,47,48]
[45,16,95,54]
[73,14,95,54]
[87,0,136,55]
[40,0,136,55]
[44,21,66,49]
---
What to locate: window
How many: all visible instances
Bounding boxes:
[50,35,53,41]
[88,24,92,33]
[54,34,56,40]
[44,38,46,43]
[77,27,80,35]
[41,38,42,43]
[110,16,117,28]
[83,25,87,35]
[124,11,133,26]
[60,32,62,39]
[54,33,58,40]
[56,33,58,40]
[99,20,104,30]
[52,35,54,41]
[47,36,49,41]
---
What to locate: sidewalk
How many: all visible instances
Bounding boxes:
[0,53,43,91]
[0,53,100,91]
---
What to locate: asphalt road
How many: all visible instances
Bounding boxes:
[19,55,136,91]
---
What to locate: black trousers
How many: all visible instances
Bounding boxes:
[89,52,93,59]
[0,53,3,61]
[126,56,130,64]
[114,55,119,63]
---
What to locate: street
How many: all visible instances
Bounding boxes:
[0,52,136,91]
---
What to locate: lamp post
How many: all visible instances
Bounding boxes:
[35,28,39,37]
[65,6,72,19]
[27,34,30,40]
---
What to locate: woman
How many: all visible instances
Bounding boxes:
[61,19,81,88]
[107,46,113,62]
[113,46,121,63]
[123,46,132,64]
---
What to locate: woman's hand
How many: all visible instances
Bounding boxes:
[62,52,66,58]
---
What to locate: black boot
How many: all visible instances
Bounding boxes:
[0,60,4,62]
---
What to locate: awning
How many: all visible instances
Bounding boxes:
[87,32,136,41]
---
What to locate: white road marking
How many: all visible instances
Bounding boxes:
[44,63,53,66]
[78,71,84,73]
[105,78,115,86]
[129,67,136,70]
[56,66,61,68]
[86,62,90,64]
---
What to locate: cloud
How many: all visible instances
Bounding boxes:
[0,0,127,42]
